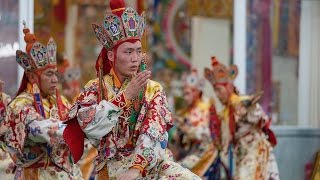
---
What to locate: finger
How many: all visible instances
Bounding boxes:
[134,70,151,82]
[135,78,150,91]
[136,72,151,85]
[136,74,150,87]
[140,78,149,87]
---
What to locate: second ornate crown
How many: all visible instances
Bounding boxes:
[182,69,205,91]
[204,56,238,86]
[16,22,57,73]
[92,0,146,50]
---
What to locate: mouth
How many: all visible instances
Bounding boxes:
[50,86,57,91]
[130,66,138,71]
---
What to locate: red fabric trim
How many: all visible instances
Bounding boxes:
[110,92,127,109]
[228,106,236,141]
[209,104,221,142]
[63,117,85,163]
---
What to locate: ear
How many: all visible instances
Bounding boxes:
[229,65,238,80]
[204,68,214,82]
[107,50,114,63]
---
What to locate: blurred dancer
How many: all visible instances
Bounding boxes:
[171,69,215,175]
[204,56,279,180]
[57,58,81,104]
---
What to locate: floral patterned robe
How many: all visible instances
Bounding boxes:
[219,94,279,180]
[69,73,200,179]
[174,98,214,170]
[0,92,15,179]
[0,85,82,180]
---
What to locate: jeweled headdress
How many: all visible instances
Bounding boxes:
[204,56,238,86]
[57,57,81,85]
[16,21,57,73]
[182,69,205,91]
[92,0,146,50]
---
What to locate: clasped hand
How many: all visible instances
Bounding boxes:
[124,70,151,101]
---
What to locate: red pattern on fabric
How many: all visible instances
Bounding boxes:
[132,154,148,168]
[110,92,127,108]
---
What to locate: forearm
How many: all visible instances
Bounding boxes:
[77,92,129,140]
[28,118,65,144]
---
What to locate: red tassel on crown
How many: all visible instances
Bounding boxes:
[110,0,126,17]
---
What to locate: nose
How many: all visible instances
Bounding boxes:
[52,74,58,83]
[131,51,139,62]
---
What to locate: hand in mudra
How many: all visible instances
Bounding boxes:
[124,70,151,101]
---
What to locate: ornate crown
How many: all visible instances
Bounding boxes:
[16,22,57,73]
[92,0,146,50]
[204,56,238,86]
[182,69,205,91]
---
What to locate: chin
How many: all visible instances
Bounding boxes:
[48,90,56,96]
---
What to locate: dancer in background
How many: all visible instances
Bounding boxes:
[204,56,279,180]
[171,69,216,176]
[57,57,81,104]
